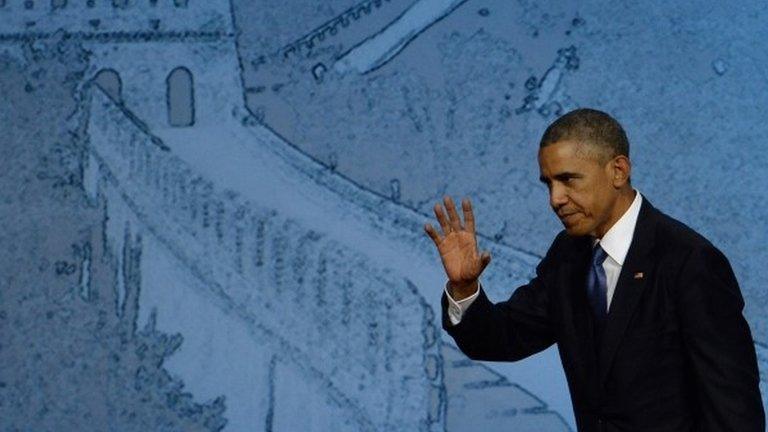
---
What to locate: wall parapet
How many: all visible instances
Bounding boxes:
[86,86,444,431]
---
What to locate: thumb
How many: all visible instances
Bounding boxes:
[479,250,492,272]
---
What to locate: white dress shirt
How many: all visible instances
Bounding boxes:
[446,190,643,326]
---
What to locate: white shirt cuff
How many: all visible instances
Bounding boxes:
[445,280,481,325]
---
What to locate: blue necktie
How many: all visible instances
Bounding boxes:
[587,243,609,329]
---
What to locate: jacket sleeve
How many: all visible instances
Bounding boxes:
[675,244,765,431]
[440,233,563,362]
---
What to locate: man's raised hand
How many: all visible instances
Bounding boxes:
[424,196,491,299]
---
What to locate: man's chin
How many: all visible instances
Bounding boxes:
[563,224,589,237]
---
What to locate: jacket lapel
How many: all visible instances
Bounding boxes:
[597,197,658,385]
[560,235,601,387]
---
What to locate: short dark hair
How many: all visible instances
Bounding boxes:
[539,108,629,163]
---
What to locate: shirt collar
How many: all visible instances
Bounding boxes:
[592,189,643,266]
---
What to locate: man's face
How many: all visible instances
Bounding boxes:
[537,140,622,238]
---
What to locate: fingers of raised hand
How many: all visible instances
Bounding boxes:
[462,198,475,233]
[424,223,442,245]
[443,196,463,231]
[434,202,452,235]
[430,195,476,243]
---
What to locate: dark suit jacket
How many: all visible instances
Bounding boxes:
[442,197,765,431]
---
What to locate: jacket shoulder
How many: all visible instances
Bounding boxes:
[650,206,720,257]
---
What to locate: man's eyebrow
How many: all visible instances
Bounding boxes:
[539,172,582,183]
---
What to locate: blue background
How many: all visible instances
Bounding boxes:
[1,0,766,430]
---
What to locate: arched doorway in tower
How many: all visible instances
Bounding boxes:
[92,68,122,103]
[166,66,195,127]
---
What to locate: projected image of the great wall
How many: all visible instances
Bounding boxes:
[2,0,766,430]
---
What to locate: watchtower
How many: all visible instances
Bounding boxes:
[0,0,243,132]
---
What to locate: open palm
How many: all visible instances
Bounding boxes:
[424,196,491,286]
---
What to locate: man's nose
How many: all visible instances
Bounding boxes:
[549,184,568,209]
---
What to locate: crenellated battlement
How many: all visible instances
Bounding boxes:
[279,0,395,61]
[0,0,234,40]
[0,0,195,13]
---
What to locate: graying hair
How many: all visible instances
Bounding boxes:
[539,108,629,163]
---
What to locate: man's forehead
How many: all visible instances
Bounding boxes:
[540,139,589,155]
[539,140,605,166]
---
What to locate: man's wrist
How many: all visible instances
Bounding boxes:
[448,279,479,301]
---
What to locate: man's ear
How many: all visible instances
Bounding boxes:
[611,155,631,187]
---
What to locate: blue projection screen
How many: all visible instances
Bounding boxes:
[1,0,766,430]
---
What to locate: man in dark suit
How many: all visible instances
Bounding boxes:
[424,108,765,431]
